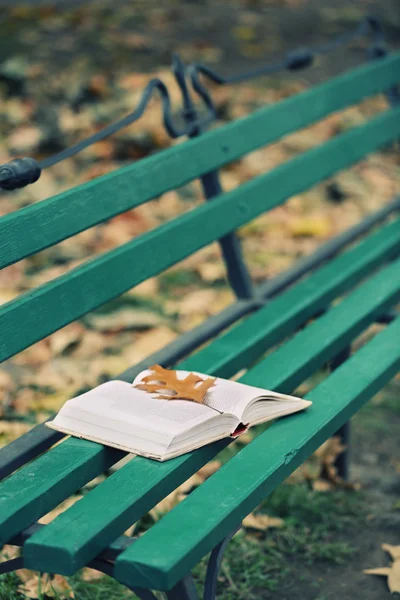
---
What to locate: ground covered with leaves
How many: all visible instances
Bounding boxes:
[0,1,399,598]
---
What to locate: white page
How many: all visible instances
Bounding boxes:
[133,370,307,422]
[133,370,259,420]
[62,380,216,436]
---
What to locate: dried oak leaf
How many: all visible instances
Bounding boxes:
[364,543,400,593]
[17,573,74,599]
[242,513,284,531]
[135,364,216,403]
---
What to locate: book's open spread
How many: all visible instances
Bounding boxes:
[46,369,311,460]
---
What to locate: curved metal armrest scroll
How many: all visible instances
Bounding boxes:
[0,15,389,192]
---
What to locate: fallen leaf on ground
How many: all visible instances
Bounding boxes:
[150,473,202,520]
[39,495,82,524]
[242,513,284,531]
[289,215,332,238]
[197,461,221,481]
[129,278,159,298]
[364,544,400,593]
[316,436,348,486]
[85,308,164,332]
[312,479,334,492]
[0,545,20,562]
[197,262,226,283]
[178,289,220,316]
[17,573,74,599]
[125,326,177,365]
[29,389,75,412]
[80,568,105,582]
[71,330,109,359]
[12,388,40,414]
[0,421,32,445]
[0,370,15,393]
[235,431,253,445]
[49,323,85,356]
[287,436,359,489]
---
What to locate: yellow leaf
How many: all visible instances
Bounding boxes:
[49,323,85,356]
[0,370,15,416]
[179,289,219,317]
[233,25,256,41]
[39,495,82,525]
[80,568,105,582]
[0,421,32,444]
[364,544,400,593]
[289,216,332,238]
[364,567,391,576]
[17,573,74,599]
[197,461,221,481]
[388,561,400,594]
[129,278,159,298]
[125,326,177,365]
[150,474,202,520]
[86,308,163,332]
[313,479,334,492]
[197,262,225,283]
[242,513,284,531]
[0,545,20,561]
[382,544,400,561]
[30,390,74,412]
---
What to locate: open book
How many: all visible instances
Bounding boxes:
[46,367,311,461]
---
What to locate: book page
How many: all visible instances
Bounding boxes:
[133,370,307,422]
[134,370,258,420]
[65,380,217,436]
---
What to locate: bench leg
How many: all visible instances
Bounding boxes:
[203,526,241,600]
[0,557,24,575]
[334,421,350,481]
[166,574,199,600]
[331,346,351,481]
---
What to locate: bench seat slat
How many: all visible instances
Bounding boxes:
[22,256,400,574]
[0,219,398,550]
[2,106,400,363]
[114,315,400,591]
[1,54,399,270]
[181,218,400,377]
[0,438,124,547]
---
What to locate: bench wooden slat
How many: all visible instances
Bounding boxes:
[0,438,124,547]
[1,220,397,549]
[1,106,400,363]
[115,315,400,591]
[1,54,399,270]
[23,257,400,574]
[181,218,400,377]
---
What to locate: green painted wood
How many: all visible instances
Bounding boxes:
[23,257,400,574]
[0,438,124,546]
[2,106,400,363]
[2,220,396,555]
[1,53,399,271]
[115,315,400,590]
[182,218,400,377]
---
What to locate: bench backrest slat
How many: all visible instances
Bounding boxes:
[1,105,400,362]
[1,53,399,270]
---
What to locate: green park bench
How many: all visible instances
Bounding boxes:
[0,22,399,600]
